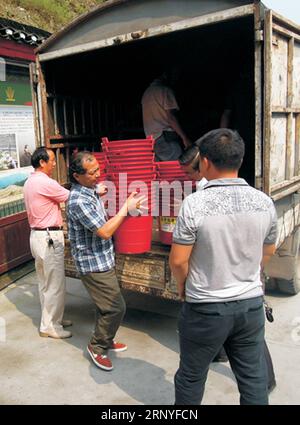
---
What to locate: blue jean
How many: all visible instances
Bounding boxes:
[175,297,268,405]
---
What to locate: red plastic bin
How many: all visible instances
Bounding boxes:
[113,216,153,254]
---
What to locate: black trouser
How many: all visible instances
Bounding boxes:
[264,341,276,390]
[216,341,276,389]
[175,297,268,405]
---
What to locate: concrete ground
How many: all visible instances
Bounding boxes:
[0,271,300,405]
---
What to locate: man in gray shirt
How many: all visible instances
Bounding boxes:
[142,70,191,161]
[170,129,277,405]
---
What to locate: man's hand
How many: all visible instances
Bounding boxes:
[96,183,108,196]
[177,281,186,302]
[122,192,148,216]
[169,243,194,301]
[262,244,276,268]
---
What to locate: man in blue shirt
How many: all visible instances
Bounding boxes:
[67,151,146,371]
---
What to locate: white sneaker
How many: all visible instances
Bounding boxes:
[39,329,72,339]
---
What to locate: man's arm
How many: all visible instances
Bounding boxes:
[45,179,70,203]
[260,243,276,292]
[96,193,147,240]
[169,243,194,301]
[70,193,147,240]
[262,244,276,269]
[166,109,191,148]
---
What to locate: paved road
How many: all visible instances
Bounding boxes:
[0,272,299,405]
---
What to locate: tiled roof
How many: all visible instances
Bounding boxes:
[0,18,50,46]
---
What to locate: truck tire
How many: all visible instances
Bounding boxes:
[275,278,300,295]
[265,228,300,296]
[273,258,300,295]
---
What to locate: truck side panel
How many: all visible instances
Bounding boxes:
[264,10,300,201]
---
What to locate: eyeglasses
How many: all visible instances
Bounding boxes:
[86,167,100,176]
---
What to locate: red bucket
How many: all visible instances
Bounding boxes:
[158,215,177,245]
[108,163,155,171]
[102,143,153,151]
[108,171,157,180]
[114,216,153,254]
[102,136,154,145]
[158,190,181,245]
[105,154,153,162]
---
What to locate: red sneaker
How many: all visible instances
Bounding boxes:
[109,340,127,352]
[87,345,113,371]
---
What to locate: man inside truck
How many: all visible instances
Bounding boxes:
[170,129,277,405]
[67,151,147,371]
[141,69,191,161]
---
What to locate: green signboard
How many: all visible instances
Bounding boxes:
[0,82,32,106]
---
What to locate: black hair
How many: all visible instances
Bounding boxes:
[196,129,245,171]
[179,145,199,171]
[31,146,50,169]
[69,151,95,184]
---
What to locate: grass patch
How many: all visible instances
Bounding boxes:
[17,0,73,25]
[2,0,107,32]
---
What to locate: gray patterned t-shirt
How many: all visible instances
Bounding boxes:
[173,178,277,303]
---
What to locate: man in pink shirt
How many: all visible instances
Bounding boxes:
[24,147,72,339]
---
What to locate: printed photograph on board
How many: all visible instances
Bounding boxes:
[18,133,35,167]
[0,133,18,170]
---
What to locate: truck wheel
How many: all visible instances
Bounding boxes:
[265,228,300,296]
[273,260,300,295]
[274,278,300,295]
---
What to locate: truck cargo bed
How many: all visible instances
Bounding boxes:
[64,239,178,300]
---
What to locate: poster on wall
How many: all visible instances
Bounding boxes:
[0,106,35,167]
[0,80,35,162]
[0,108,34,192]
[0,67,36,217]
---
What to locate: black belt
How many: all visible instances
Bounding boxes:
[32,226,63,231]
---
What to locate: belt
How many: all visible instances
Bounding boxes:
[32,226,63,231]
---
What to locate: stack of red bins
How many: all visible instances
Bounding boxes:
[100,136,156,254]
[93,152,108,182]
[156,161,194,245]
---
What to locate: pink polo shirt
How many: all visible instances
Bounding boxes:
[23,171,69,228]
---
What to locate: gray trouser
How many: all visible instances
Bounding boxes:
[175,297,268,405]
[154,131,184,161]
[80,269,126,354]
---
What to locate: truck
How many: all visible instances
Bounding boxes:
[30,0,300,298]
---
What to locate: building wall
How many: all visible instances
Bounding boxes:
[0,39,35,274]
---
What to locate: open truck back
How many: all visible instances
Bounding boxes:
[31,0,300,297]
